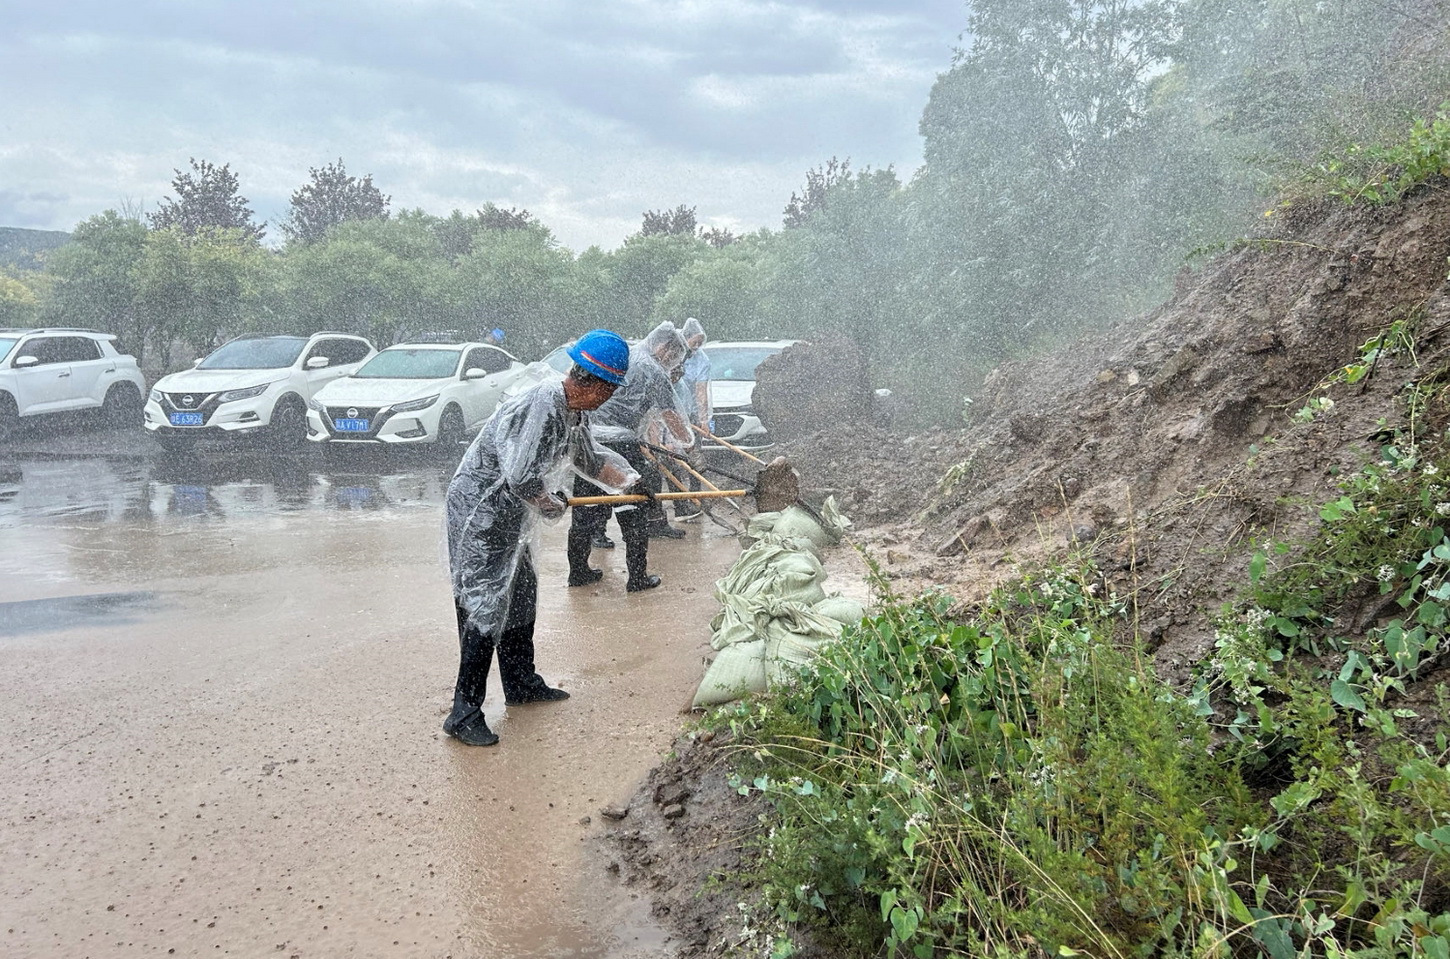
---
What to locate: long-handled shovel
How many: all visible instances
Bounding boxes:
[637,445,745,532]
[567,456,803,513]
[638,441,751,513]
[689,425,830,526]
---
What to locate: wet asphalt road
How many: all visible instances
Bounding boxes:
[0,424,752,958]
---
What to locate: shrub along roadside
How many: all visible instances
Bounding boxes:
[720,431,1450,956]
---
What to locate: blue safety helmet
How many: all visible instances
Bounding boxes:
[491,328,505,342]
[567,329,630,385]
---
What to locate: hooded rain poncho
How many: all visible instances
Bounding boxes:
[446,379,637,638]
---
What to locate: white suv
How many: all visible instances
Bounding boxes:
[144,332,375,452]
[0,328,147,439]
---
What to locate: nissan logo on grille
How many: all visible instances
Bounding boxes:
[181,395,196,408]
[346,408,359,418]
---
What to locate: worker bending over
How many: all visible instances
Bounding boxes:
[443,329,638,747]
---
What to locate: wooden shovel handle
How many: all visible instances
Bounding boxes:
[691,424,767,465]
[567,490,749,506]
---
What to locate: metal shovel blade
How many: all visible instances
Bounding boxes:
[753,456,801,513]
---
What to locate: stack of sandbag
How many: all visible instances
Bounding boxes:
[692,497,866,708]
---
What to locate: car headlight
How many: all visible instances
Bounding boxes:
[306,396,326,412]
[217,384,269,403]
[391,395,439,413]
[149,388,162,403]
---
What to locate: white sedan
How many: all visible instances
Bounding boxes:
[306,342,526,447]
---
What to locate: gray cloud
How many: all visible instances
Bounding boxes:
[0,1,964,250]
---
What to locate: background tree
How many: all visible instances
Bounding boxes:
[148,158,265,242]
[0,271,41,327]
[281,158,390,244]
[783,157,851,228]
[639,205,698,238]
[40,211,148,360]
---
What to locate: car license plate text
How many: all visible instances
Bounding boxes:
[168,412,204,426]
[334,418,369,432]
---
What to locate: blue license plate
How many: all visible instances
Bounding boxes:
[168,412,203,426]
[334,418,369,432]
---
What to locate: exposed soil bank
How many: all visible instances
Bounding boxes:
[598,187,1450,955]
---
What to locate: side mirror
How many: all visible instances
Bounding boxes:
[305,356,330,370]
[463,367,488,380]
[13,355,39,368]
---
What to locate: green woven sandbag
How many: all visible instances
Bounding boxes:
[813,594,867,626]
[715,540,827,606]
[692,639,767,707]
[762,603,844,683]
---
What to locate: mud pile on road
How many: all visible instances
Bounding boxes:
[599,186,1450,956]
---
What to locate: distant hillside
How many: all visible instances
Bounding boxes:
[0,227,71,270]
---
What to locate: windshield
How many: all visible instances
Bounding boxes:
[198,337,307,370]
[706,346,783,382]
[0,338,16,364]
[354,349,461,379]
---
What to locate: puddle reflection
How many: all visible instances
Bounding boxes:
[0,449,458,527]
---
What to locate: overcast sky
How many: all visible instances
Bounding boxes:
[1,1,965,252]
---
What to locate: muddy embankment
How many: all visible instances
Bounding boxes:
[599,187,1450,955]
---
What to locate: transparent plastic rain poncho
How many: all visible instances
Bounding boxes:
[445,379,637,637]
[590,328,691,445]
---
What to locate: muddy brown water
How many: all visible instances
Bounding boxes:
[0,442,765,957]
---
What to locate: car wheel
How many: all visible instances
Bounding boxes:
[101,384,143,429]
[438,405,466,449]
[267,397,308,453]
[0,392,16,443]
[156,431,196,455]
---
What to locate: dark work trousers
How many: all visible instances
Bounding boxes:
[450,551,545,717]
[567,441,656,584]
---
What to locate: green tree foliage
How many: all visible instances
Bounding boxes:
[601,232,707,335]
[41,211,147,354]
[0,271,41,327]
[281,158,390,244]
[276,217,450,348]
[782,157,851,229]
[148,158,266,243]
[639,204,698,238]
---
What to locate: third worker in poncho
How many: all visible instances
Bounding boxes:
[566,322,692,592]
[443,329,639,747]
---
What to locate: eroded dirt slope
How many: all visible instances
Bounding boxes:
[600,186,1450,955]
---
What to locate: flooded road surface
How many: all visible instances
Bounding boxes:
[0,436,758,957]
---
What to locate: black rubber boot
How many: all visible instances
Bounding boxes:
[497,620,569,705]
[567,567,603,587]
[626,574,662,592]
[647,521,685,539]
[445,711,500,746]
[620,512,656,592]
[446,602,494,734]
[566,524,598,582]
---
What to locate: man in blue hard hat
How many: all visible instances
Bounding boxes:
[566,322,692,592]
[442,329,639,747]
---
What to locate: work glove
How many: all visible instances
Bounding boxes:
[629,480,658,505]
[530,491,568,520]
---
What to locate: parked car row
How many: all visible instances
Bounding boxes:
[2,326,801,458]
[1,327,530,454]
